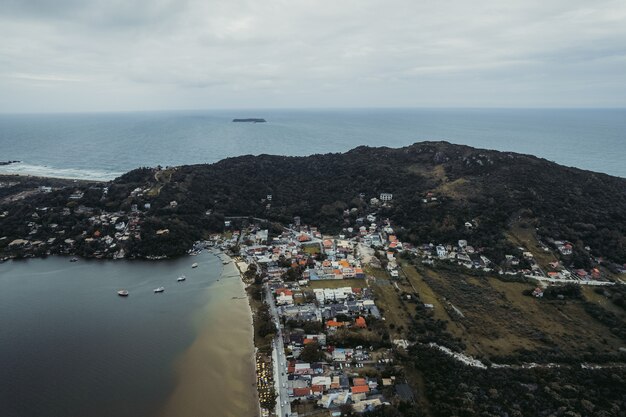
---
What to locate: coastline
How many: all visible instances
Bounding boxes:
[157,252,258,417]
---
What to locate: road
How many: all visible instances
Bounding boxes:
[265,285,291,417]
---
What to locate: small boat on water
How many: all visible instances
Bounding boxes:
[153,287,165,293]
[191,262,198,268]
[177,275,186,282]
[222,260,230,265]
[70,257,78,262]
[117,290,129,297]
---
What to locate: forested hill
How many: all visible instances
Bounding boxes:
[2,141,626,263]
[135,141,626,262]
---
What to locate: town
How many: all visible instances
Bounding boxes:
[199,194,623,417]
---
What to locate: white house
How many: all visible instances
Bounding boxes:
[380,193,393,202]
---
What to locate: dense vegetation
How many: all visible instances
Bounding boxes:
[2,142,626,264]
[150,142,626,263]
[410,344,626,417]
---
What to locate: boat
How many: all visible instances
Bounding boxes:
[117,290,129,297]
[153,287,165,293]
[191,262,198,268]
[177,275,186,282]
[222,260,230,265]
[70,257,78,262]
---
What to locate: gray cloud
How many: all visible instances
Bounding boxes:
[1,0,625,112]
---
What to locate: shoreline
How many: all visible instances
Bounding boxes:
[230,252,272,417]
[157,251,259,417]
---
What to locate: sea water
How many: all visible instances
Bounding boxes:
[0,108,624,180]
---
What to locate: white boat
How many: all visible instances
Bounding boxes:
[191,262,198,268]
[153,287,165,293]
[117,290,129,297]
[70,257,78,262]
[177,275,186,282]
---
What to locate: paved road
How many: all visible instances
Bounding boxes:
[266,285,291,417]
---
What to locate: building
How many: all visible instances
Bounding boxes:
[379,193,393,202]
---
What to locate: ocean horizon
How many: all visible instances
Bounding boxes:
[1,108,625,180]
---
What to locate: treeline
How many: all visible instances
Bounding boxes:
[410,344,626,417]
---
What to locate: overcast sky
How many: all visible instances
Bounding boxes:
[1,0,625,112]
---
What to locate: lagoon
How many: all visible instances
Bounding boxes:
[0,252,257,417]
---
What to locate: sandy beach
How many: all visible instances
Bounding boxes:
[158,254,258,417]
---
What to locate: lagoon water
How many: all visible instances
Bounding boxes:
[0,108,625,180]
[0,252,257,417]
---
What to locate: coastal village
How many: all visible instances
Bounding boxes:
[197,193,622,417]
[2,179,626,416]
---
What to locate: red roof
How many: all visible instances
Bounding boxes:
[311,384,324,393]
[355,317,367,328]
[351,385,370,394]
[293,388,312,397]
[276,288,293,296]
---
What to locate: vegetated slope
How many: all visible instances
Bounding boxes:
[150,141,626,263]
[2,141,625,262]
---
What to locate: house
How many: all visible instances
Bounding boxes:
[294,362,312,375]
[292,387,312,399]
[351,385,370,394]
[353,378,367,386]
[355,316,367,328]
[436,245,447,258]
[558,244,573,256]
[312,376,332,389]
[169,200,178,208]
[276,288,294,305]
[379,193,393,202]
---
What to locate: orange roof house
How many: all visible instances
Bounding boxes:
[351,385,370,394]
[312,384,324,393]
[276,288,293,296]
[355,317,367,328]
[293,388,312,397]
[326,320,347,328]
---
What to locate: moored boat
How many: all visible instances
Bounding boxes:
[177,275,186,282]
[153,287,165,293]
[117,290,129,297]
[70,257,78,262]
[191,262,198,268]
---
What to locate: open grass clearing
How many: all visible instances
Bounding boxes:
[308,278,367,289]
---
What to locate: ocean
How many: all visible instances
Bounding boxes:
[0,108,625,180]
[0,252,257,417]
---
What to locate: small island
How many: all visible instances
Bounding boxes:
[232,118,266,123]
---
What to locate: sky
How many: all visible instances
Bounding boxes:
[1,0,625,112]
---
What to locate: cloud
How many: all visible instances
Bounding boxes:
[0,0,625,111]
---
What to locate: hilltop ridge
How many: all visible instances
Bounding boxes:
[1,141,625,267]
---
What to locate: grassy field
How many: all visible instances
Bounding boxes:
[506,223,559,270]
[301,243,321,255]
[399,261,624,359]
[308,278,367,289]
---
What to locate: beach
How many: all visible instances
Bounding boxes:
[158,254,259,417]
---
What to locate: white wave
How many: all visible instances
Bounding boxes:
[0,162,123,181]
